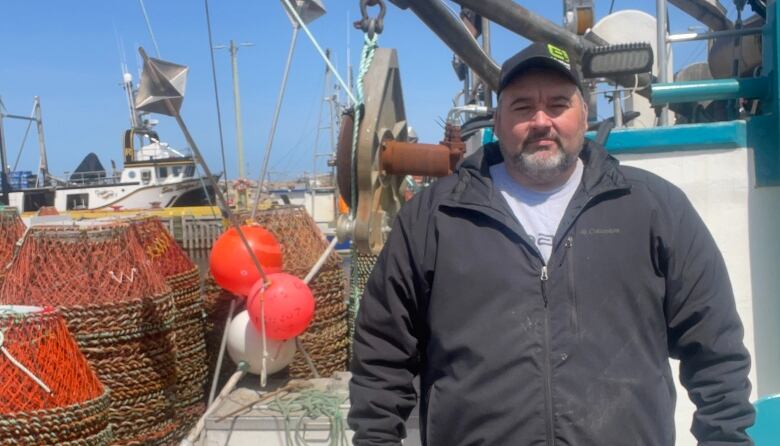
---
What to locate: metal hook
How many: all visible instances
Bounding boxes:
[354,0,386,38]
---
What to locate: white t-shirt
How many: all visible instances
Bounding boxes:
[490,159,584,262]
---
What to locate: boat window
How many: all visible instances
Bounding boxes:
[158,167,168,178]
[184,165,195,177]
[172,166,183,177]
[66,193,89,210]
[127,170,136,179]
[141,170,152,185]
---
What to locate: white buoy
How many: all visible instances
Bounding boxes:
[226,310,296,375]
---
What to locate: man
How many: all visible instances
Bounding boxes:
[348,42,755,445]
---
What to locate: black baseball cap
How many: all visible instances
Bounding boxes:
[498,42,582,95]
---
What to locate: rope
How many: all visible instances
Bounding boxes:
[138,0,161,57]
[195,165,220,220]
[349,33,379,217]
[203,0,231,194]
[348,33,379,346]
[266,389,349,446]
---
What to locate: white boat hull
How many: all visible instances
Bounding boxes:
[8,177,208,213]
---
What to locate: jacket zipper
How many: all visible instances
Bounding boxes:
[540,265,555,445]
[564,237,577,333]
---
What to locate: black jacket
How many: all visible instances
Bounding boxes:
[348,141,754,445]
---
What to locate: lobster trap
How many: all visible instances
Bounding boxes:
[0,208,25,289]
[0,222,179,445]
[130,216,208,438]
[0,306,112,446]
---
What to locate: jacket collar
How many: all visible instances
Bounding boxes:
[449,139,629,208]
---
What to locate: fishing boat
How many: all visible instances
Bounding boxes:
[0,71,216,214]
[4,129,214,213]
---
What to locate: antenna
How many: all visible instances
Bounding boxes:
[114,26,139,129]
[113,23,129,75]
[138,0,161,57]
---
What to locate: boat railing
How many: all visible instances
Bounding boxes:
[63,170,123,187]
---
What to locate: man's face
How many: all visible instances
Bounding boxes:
[494,68,588,188]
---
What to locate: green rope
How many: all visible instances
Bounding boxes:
[267,389,349,446]
[348,33,379,356]
[350,33,379,215]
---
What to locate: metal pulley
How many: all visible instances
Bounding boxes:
[353,48,407,255]
[335,48,454,255]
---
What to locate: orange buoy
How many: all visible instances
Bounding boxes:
[209,225,284,296]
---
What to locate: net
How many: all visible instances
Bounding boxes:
[203,274,239,396]
[349,251,378,359]
[130,216,208,438]
[0,221,178,445]
[0,306,112,445]
[0,209,25,289]
[2,223,170,305]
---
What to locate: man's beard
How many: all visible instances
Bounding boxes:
[505,137,578,184]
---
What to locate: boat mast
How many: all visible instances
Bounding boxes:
[311,49,338,224]
[123,73,141,129]
[0,99,9,204]
[0,97,49,190]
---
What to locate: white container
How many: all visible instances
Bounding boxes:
[202,372,422,446]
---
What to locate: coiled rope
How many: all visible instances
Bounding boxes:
[267,389,349,446]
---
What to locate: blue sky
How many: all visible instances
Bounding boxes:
[0,1,742,181]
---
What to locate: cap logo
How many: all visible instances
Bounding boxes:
[547,44,570,67]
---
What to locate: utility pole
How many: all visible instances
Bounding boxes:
[215,40,254,207]
[33,97,48,187]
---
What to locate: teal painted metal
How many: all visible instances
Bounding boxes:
[747,395,780,445]
[585,121,747,154]
[651,78,769,105]
[482,128,495,145]
[750,0,780,186]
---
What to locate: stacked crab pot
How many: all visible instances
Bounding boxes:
[0,209,25,289]
[129,216,208,438]
[0,306,112,445]
[250,206,349,378]
[0,222,178,445]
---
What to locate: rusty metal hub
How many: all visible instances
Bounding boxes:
[380,141,451,177]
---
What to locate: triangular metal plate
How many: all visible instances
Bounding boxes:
[135,51,189,116]
[282,0,326,27]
